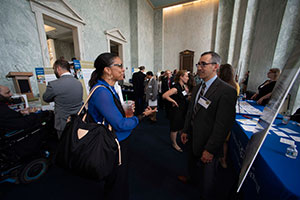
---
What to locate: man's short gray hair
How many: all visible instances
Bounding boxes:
[201,51,222,65]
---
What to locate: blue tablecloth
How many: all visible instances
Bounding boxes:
[230,101,300,199]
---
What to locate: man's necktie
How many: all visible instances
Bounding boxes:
[199,82,206,97]
[194,82,206,113]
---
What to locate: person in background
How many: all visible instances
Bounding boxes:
[173,69,178,78]
[194,69,202,85]
[158,71,165,110]
[0,85,51,133]
[217,63,240,168]
[114,81,124,105]
[70,57,78,79]
[218,64,240,96]
[163,70,189,152]
[145,71,158,123]
[241,71,249,94]
[180,52,237,199]
[161,70,174,118]
[251,68,281,105]
[291,108,300,123]
[43,59,83,138]
[132,66,146,115]
[88,53,156,200]
[187,72,196,99]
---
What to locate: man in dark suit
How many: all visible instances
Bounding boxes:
[132,66,146,115]
[161,70,174,117]
[43,59,83,138]
[0,85,51,133]
[181,51,237,200]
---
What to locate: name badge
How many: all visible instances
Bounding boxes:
[182,90,188,96]
[148,85,152,88]
[198,96,211,109]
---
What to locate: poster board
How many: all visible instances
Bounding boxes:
[35,67,56,110]
[77,60,94,101]
[237,44,300,192]
[35,60,94,107]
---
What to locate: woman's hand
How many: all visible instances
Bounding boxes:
[143,106,157,116]
[131,102,135,114]
[172,100,179,107]
[257,92,271,105]
[257,97,264,105]
[251,93,257,100]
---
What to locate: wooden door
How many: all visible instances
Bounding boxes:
[180,50,194,73]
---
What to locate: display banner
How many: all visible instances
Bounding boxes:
[237,44,300,192]
[35,67,55,109]
[79,60,94,101]
[73,59,81,70]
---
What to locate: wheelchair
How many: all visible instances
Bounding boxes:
[0,118,57,184]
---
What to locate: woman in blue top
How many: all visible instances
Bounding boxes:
[88,53,155,200]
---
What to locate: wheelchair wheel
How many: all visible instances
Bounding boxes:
[19,158,48,183]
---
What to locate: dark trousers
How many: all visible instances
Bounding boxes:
[134,96,144,116]
[158,93,164,109]
[187,141,220,200]
[104,137,130,200]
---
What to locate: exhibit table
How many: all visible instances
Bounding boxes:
[230,101,300,199]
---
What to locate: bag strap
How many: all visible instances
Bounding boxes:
[77,85,101,115]
[77,84,125,117]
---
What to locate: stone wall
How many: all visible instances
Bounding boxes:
[163,0,219,73]
[0,0,43,94]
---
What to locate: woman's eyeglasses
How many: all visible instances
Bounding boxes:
[111,64,123,68]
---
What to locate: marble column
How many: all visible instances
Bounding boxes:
[130,0,138,69]
[214,0,235,63]
[227,0,248,75]
[238,0,259,86]
[154,9,163,74]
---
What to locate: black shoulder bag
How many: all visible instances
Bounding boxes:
[55,85,125,181]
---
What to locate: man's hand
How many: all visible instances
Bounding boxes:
[201,150,214,164]
[181,133,188,144]
[20,107,38,115]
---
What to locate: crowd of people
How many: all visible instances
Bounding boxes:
[1,50,298,200]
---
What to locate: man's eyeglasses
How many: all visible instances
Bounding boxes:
[111,64,123,68]
[196,62,216,67]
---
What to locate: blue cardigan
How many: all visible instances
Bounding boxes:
[88,79,139,141]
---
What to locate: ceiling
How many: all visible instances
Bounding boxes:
[147,0,195,9]
[44,19,73,43]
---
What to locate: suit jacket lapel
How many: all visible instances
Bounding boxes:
[191,84,201,108]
